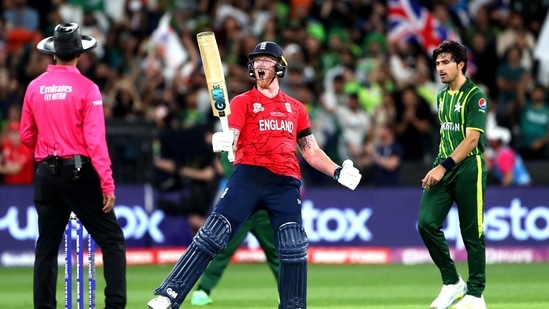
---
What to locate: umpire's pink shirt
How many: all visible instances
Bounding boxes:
[20,64,115,196]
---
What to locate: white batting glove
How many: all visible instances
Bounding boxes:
[334,160,362,190]
[212,131,234,153]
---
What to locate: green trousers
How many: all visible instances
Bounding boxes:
[196,210,279,294]
[418,155,487,297]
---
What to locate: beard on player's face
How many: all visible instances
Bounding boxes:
[255,68,276,88]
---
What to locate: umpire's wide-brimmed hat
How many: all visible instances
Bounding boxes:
[37,23,97,56]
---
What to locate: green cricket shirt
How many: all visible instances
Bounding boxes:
[434,78,488,165]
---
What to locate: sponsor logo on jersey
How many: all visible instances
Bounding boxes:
[253,103,264,113]
[40,84,73,101]
[93,100,103,105]
[39,84,73,94]
[478,98,487,109]
[440,122,461,131]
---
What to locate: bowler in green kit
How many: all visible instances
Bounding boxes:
[418,41,488,309]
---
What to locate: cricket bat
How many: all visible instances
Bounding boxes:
[196,31,235,162]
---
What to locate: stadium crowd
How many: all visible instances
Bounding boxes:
[1,0,549,187]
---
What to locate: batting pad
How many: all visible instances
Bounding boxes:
[276,222,309,309]
[154,213,231,308]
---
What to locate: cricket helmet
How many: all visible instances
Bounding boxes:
[37,23,97,56]
[247,41,288,78]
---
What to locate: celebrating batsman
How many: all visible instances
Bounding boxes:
[147,41,361,309]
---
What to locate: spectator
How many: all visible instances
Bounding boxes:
[468,31,499,98]
[518,85,549,159]
[463,4,499,50]
[105,78,143,120]
[496,11,535,70]
[335,92,370,162]
[0,67,19,125]
[486,126,531,186]
[394,86,435,161]
[389,41,419,89]
[495,44,530,128]
[359,63,396,114]
[358,123,403,186]
[368,91,397,146]
[2,0,39,31]
[0,120,34,184]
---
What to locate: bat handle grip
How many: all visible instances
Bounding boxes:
[219,117,235,162]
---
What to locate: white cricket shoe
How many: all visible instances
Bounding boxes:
[451,295,487,309]
[430,276,467,309]
[147,295,172,309]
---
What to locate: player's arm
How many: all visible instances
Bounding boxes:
[443,128,482,168]
[20,88,38,151]
[298,132,362,190]
[423,127,482,189]
[298,133,338,176]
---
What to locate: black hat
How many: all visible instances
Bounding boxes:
[37,23,97,56]
[247,41,288,78]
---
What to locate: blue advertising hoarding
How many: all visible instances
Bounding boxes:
[1,185,548,266]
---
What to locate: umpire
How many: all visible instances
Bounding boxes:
[20,23,126,309]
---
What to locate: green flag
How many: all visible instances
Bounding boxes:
[69,0,105,12]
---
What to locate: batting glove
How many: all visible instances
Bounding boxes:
[334,160,362,190]
[212,131,234,153]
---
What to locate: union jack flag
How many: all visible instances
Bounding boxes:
[388,0,476,75]
[388,0,460,53]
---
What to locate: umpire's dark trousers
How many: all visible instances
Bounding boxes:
[33,160,126,309]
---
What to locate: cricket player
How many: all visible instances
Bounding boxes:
[147,41,362,309]
[418,40,488,309]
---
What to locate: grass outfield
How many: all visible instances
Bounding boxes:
[0,263,547,308]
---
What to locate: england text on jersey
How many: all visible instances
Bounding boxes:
[259,119,294,132]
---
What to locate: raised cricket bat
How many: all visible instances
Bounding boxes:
[196,31,235,162]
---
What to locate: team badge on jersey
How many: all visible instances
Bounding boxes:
[478,98,487,109]
[253,103,265,113]
[285,102,292,113]
[454,102,462,112]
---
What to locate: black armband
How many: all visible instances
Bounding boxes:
[333,166,342,180]
[440,157,456,171]
[297,128,312,139]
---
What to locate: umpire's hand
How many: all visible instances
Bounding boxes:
[103,194,116,213]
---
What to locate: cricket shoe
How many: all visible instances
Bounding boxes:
[191,290,213,305]
[451,295,487,309]
[147,295,172,309]
[429,276,467,309]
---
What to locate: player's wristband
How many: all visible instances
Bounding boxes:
[333,166,342,180]
[440,157,456,171]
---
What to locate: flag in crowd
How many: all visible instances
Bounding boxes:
[388,0,461,53]
[388,0,476,75]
